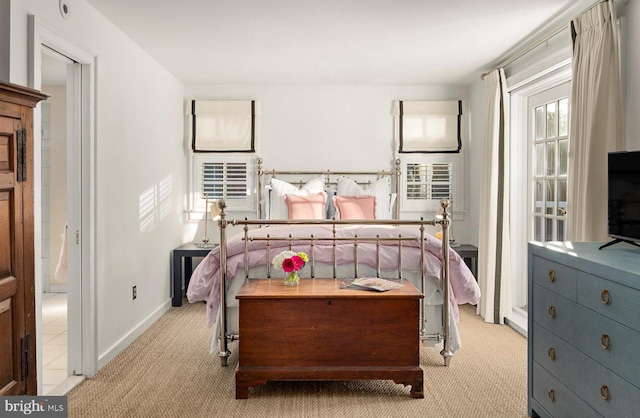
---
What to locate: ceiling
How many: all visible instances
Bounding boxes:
[84,0,594,86]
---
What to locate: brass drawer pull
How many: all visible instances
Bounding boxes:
[547,347,556,361]
[548,269,555,282]
[601,334,611,350]
[601,289,610,305]
[600,385,609,401]
[548,389,555,401]
[548,305,556,318]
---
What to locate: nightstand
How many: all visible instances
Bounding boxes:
[171,243,217,307]
[454,244,478,278]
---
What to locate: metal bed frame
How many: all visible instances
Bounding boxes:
[215,161,453,367]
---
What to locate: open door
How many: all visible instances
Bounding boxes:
[0,82,47,395]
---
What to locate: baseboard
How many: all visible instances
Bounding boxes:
[49,283,67,293]
[505,308,528,337]
[97,299,171,370]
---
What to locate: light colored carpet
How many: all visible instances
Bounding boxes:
[68,302,529,418]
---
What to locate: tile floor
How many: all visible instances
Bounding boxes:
[42,292,68,395]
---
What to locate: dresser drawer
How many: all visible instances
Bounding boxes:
[576,304,640,390]
[532,323,579,385]
[532,362,601,418]
[536,322,640,417]
[532,284,577,345]
[577,274,640,331]
[532,256,577,300]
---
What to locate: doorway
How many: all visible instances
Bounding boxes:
[507,64,572,334]
[30,16,97,394]
[40,48,73,394]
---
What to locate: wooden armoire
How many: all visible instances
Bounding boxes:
[0,82,47,395]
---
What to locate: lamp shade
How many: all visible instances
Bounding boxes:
[210,202,221,220]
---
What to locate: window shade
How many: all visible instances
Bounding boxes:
[393,100,462,153]
[191,100,256,152]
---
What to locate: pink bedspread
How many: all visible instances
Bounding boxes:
[187,224,480,326]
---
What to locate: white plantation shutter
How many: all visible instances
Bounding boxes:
[406,162,452,201]
[201,161,248,201]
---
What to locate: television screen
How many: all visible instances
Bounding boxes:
[608,151,640,242]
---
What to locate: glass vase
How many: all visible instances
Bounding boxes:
[283,271,300,286]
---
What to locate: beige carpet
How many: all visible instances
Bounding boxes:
[68,302,528,418]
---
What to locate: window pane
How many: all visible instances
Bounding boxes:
[546,141,556,176]
[558,179,567,215]
[536,143,544,176]
[535,106,544,140]
[559,98,569,136]
[557,219,565,241]
[534,180,543,213]
[546,102,557,138]
[545,180,555,215]
[534,216,542,242]
[558,139,568,176]
[546,218,554,241]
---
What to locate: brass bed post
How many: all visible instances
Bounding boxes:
[394,158,401,220]
[256,157,263,219]
[438,199,453,366]
[419,221,427,337]
[217,200,231,366]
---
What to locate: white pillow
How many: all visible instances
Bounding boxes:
[269,176,326,219]
[336,176,394,220]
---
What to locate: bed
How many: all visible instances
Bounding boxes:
[187,159,480,368]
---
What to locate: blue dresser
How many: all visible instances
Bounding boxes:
[528,242,640,418]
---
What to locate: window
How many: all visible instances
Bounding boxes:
[531,96,569,242]
[202,161,248,201]
[189,154,255,217]
[406,162,452,201]
[400,155,461,213]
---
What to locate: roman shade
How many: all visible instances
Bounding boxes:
[393,100,462,153]
[191,100,258,152]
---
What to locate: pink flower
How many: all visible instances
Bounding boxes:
[291,255,304,270]
[282,258,295,273]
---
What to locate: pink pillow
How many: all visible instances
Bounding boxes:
[284,192,327,219]
[333,195,376,220]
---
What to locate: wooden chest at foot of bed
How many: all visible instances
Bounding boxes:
[235,278,424,399]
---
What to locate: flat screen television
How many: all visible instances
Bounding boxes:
[601,150,640,249]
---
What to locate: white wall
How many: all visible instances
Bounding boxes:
[466,80,486,247]
[184,84,475,242]
[8,0,185,368]
[624,0,640,151]
[0,0,9,82]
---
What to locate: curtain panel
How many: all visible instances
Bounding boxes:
[566,1,625,241]
[477,69,511,325]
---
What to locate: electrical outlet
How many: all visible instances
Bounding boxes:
[133,285,137,300]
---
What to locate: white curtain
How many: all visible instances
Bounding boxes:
[567,1,625,241]
[477,69,511,324]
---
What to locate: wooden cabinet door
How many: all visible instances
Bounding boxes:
[0,83,45,396]
[0,113,29,395]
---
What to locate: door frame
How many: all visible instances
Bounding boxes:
[507,61,572,333]
[28,16,97,390]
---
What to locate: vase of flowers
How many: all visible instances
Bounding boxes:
[272,250,308,286]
